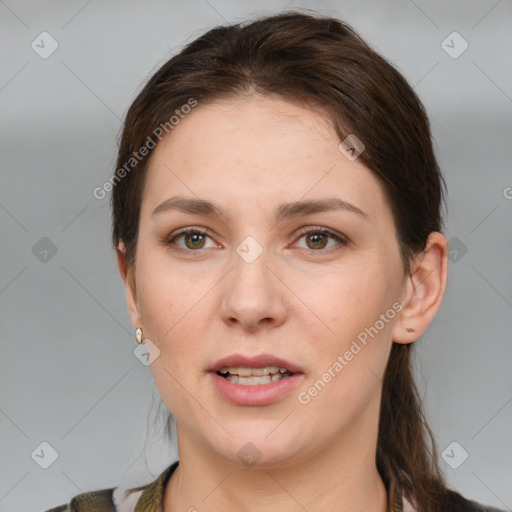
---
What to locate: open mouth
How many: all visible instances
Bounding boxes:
[216,366,294,385]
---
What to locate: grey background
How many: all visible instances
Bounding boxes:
[1,0,511,510]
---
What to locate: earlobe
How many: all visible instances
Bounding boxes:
[392,232,449,344]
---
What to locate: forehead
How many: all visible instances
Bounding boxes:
[152,95,339,169]
[141,95,390,223]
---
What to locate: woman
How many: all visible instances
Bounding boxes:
[45,11,504,512]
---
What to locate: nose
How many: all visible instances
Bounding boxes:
[219,246,287,332]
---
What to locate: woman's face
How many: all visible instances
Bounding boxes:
[125,95,407,467]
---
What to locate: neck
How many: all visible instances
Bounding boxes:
[164,400,388,512]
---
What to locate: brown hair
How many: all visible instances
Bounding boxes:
[112,12,451,510]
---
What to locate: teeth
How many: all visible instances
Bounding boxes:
[238,367,256,377]
[219,366,288,376]
[225,373,290,385]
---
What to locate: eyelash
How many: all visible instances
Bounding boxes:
[165,226,348,254]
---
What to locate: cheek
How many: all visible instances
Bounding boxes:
[320,263,395,342]
[299,260,398,407]
[134,250,214,396]
[135,247,209,343]
[140,282,206,425]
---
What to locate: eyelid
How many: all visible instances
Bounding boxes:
[170,226,209,238]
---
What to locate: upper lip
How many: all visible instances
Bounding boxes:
[210,353,304,374]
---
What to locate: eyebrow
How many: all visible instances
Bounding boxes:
[151,195,368,222]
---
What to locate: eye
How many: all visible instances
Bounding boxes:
[166,228,218,251]
[294,227,348,251]
[165,226,348,253]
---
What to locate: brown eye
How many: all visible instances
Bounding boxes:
[305,232,329,250]
[296,228,348,251]
[183,232,206,249]
[166,228,214,251]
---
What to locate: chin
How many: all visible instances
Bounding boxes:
[205,427,308,470]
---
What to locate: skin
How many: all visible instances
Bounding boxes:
[117,94,448,512]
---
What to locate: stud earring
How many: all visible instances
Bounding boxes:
[135,327,143,344]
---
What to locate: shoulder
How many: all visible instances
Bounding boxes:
[43,460,178,512]
[43,488,116,512]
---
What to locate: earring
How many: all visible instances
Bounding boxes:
[135,327,143,344]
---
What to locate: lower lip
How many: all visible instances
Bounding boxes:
[210,372,304,406]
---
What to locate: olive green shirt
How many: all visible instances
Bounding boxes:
[43,460,504,512]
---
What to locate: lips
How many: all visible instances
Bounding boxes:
[208,355,304,407]
[208,353,305,406]
[210,353,304,375]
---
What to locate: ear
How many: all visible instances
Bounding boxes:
[116,241,142,331]
[392,232,449,344]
